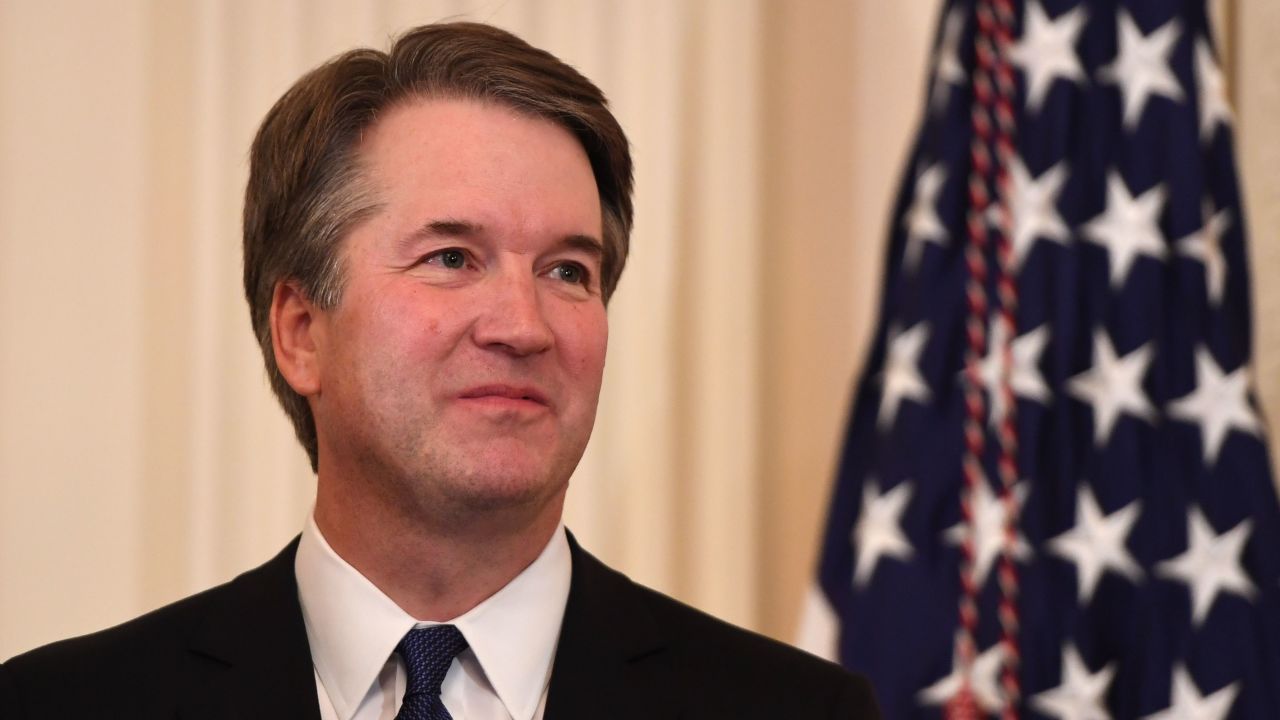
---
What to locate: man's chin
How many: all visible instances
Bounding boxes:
[445,474,558,511]
[407,461,569,526]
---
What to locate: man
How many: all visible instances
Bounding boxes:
[0,22,878,719]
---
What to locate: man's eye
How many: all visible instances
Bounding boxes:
[426,249,466,269]
[552,263,587,285]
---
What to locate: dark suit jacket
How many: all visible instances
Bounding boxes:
[1,533,878,718]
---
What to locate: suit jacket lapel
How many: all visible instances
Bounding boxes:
[178,539,321,720]
[543,533,682,720]
[162,533,682,718]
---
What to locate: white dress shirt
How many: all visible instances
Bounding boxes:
[295,514,571,720]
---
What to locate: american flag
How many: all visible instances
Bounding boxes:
[810,0,1280,718]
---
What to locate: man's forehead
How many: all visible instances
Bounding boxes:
[354,97,595,194]
[341,98,603,256]
[360,95,582,158]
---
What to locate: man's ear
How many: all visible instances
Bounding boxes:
[270,281,323,397]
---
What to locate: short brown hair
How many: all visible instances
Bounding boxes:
[243,22,634,471]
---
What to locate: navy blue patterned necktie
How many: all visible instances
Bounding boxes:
[394,624,469,720]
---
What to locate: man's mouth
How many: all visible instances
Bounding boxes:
[458,384,550,407]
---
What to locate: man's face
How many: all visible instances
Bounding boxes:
[308,97,607,524]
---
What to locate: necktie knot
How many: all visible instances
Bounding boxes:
[395,624,468,719]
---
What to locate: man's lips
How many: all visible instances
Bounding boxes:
[457,384,550,407]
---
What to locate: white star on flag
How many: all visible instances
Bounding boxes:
[878,322,932,431]
[918,634,1007,713]
[944,481,1031,588]
[1175,200,1231,307]
[1142,664,1239,720]
[1030,644,1116,720]
[1194,36,1232,143]
[976,320,1051,428]
[930,7,967,114]
[1156,507,1255,626]
[1166,346,1261,466]
[1047,485,1142,603]
[1010,0,1089,112]
[903,163,949,273]
[851,479,915,587]
[1007,158,1071,270]
[1067,330,1156,447]
[1082,171,1168,289]
[1098,11,1185,129]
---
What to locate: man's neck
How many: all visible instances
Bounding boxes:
[312,481,565,621]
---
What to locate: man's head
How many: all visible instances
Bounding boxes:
[243,22,633,474]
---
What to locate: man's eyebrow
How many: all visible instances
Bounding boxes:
[399,220,603,257]
[411,219,483,239]
[562,234,604,258]
[394,219,482,255]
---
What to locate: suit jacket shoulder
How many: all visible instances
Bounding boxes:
[3,532,880,720]
[545,534,879,719]
[1,540,318,719]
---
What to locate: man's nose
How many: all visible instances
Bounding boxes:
[471,272,554,356]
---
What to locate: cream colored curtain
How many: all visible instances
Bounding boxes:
[1239,1,1280,469]
[1,0,1276,660]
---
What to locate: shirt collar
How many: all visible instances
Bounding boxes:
[295,513,572,720]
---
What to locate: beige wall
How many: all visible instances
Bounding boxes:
[1,0,1277,659]
[757,0,935,647]
[1239,0,1280,468]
